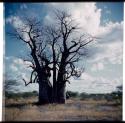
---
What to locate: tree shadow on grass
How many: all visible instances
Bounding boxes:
[5,101,48,108]
[5,103,28,108]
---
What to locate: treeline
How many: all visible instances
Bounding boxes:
[67,91,122,100]
[5,91,38,99]
[5,90,122,102]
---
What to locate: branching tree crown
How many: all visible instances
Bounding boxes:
[8,10,97,103]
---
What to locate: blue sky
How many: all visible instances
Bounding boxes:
[97,2,123,24]
[5,2,123,93]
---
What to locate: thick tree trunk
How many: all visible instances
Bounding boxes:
[52,42,57,103]
[38,73,52,104]
[56,56,67,103]
[57,82,66,103]
[38,81,52,104]
[38,82,49,104]
[56,61,67,103]
[53,65,57,103]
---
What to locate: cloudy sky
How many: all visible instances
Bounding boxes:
[5,2,123,93]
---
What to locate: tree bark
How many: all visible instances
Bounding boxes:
[51,40,57,103]
[57,64,67,103]
[38,80,52,104]
[53,64,57,102]
[57,82,66,103]
[38,82,49,104]
[38,70,52,104]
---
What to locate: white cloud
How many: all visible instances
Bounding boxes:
[5,56,38,92]
[87,21,123,65]
[13,58,24,65]
[67,72,122,93]
[10,64,18,72]
[6,16,24,28]
[44,3,123,65]
[80,72,94,81]
[97,21,123,38]
[91,62,104,71]
[5,56,31,77]
[44,2,102,35]
[6,16,30,41]
[88,40,123,65]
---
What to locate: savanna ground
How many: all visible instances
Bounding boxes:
[3,94,122,121]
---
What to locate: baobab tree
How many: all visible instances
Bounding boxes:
[8,10,95,104]
[8,17,53,104]
[45,10,95,103]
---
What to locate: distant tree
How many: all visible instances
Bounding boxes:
[110,85,122,104]
[66,91,79,98]
[116,85,122,93]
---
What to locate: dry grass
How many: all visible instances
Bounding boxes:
[3,97,122,121]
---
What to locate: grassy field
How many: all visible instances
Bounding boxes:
[3,96,122,121]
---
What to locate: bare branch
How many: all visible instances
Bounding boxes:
[22,78,32,86]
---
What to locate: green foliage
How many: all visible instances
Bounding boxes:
[5,91,38,99]
[110,91,122,104]
[66,90,122,105]
[66,91,79,98]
